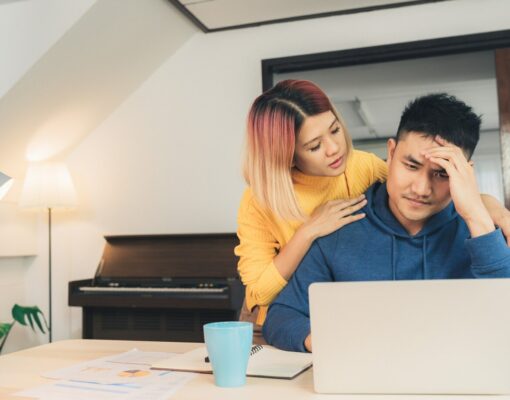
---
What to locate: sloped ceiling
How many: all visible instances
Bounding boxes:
[0,0,197,199]
[0,0,96,99]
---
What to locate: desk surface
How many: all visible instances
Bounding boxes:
[0,339,506,400]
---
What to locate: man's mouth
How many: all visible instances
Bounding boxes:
[404,196,431,206]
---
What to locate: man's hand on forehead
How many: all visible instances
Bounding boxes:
[421,134,494,237]
[433,135,449,147]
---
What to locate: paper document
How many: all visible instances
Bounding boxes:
[15,349,196,400]
[42,349,178,384]
[15,375,195,400]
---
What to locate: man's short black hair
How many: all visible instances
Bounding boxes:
[396,93,482,158]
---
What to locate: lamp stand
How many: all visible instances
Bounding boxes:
[48,207,52,343]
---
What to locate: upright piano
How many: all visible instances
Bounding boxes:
[69,233,244,342]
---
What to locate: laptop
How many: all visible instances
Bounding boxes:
[309,279,510,394]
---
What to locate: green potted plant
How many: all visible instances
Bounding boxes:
[0,304,48,354]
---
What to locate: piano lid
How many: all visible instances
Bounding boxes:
[95,233,240,280]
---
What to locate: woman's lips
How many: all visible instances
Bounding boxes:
[329,156,343,169]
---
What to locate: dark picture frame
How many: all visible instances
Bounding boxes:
[261,29,510,206]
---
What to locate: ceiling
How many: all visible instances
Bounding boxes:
[169,0,444,32]
[275,51,498,141]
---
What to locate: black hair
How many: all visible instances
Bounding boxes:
[396,93,481,158]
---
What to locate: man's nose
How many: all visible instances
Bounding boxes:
[411,172,432,197]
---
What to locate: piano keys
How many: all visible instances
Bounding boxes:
[69,233,244,342]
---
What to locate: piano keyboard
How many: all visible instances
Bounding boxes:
[78,286,227,293]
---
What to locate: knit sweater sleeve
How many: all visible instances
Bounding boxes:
[370,152,388,183]
[346,150,388,197]
[263,238,335,352]
[235,189,287,311]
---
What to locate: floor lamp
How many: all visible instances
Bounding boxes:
[20,162,77,343]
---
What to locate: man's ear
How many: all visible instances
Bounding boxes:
[386,139,397,166]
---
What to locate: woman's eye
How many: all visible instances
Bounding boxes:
[332,127,341,134]
[309,143,321,152]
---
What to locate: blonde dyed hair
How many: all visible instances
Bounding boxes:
[243,80,352,221]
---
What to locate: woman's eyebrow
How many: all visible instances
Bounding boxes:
[302,118,338,147]
[302,135,321,147]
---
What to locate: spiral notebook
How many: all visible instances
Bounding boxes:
[151,345,312,379]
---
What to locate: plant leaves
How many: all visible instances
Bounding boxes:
[0,322,13,340]
[11,304,47,333]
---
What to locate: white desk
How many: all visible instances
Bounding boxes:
[0,339,506,400]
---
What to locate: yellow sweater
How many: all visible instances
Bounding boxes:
[235,150,388,326]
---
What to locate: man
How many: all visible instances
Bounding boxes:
[263,93,510,352]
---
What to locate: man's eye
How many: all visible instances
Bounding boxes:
[404,163,418,170]
[435,172,449,179]
[309,144,321,152]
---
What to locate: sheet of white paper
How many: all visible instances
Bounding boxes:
[43,349,179,384]
[107,349,175,366]
[15,349,197,400]
[15,372,195,400]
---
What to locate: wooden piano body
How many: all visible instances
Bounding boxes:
[69,233,244,342]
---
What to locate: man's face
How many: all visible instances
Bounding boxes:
[386,132,453,235]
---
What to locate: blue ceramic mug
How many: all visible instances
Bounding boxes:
[203,321,253,387]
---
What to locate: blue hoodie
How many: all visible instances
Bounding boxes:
[262,182,510,352]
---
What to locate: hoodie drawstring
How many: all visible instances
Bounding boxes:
[392,235,397,280]
[422,236,428,279]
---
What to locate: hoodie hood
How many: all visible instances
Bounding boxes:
[363,182,459,280]
[365,182,458,238]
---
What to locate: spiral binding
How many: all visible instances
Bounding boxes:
[250,344,263,356]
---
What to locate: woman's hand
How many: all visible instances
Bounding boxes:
[480,194,510,245]
[302,195,367,241]
[304,334,312,352]
[273,196,367,281]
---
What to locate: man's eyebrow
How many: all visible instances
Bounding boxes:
[302,118,338,147]
[404,154,447,174]
[404,155,423,166]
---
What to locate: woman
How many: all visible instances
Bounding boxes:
[235,79,510,342]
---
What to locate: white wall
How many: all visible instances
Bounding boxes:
[6,0,510,349]
[0,0,95,98]
[0,0,197,353]
[0,0,95,354]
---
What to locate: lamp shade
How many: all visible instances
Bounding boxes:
[20,162,77,209]
[0,171,13,201]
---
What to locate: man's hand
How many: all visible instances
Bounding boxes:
[304,334,312,352]
[422,136,494,237]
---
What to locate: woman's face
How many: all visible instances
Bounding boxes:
[294,110,348,177]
